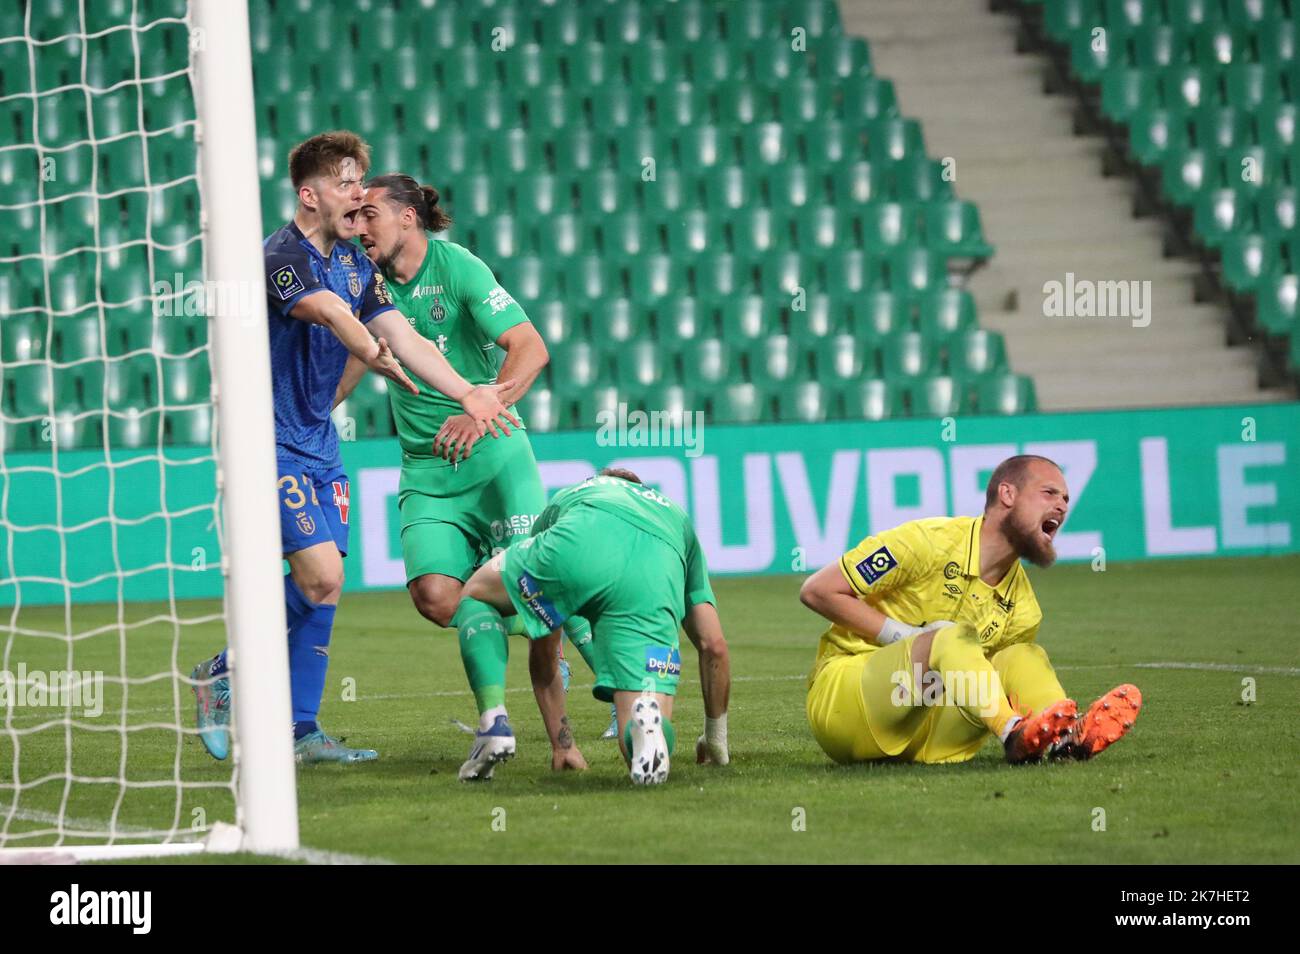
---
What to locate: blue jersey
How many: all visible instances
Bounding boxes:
[263,221,396,468]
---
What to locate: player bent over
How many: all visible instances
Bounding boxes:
[455,468,732,784]
[800,454,1141,767]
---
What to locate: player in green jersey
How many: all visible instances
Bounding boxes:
[458,468,733,785]
[341,174,606,762]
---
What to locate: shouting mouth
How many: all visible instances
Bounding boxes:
[1041,517,1061,541]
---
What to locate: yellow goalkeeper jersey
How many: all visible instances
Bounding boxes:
[811,515,1043,683]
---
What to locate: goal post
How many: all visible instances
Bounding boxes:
[0,0,297,861]
[193,0,297,855]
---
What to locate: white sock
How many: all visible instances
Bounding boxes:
[998,715,1022,743]
[479,705,507,732]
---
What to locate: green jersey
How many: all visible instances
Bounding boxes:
[383,237,529,460]
[534,476,715,607]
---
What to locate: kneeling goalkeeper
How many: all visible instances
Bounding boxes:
[455,468,732,785]
[800,455,1141,766]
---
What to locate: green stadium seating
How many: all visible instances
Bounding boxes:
[5,0,1041,451]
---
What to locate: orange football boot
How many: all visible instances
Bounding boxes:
[1003,698,1078,764]
[1051,684,1142,760]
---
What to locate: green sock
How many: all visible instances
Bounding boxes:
[504,613,527,637]
[622,714,676,764]
[562,616,597,674]
[453,597,509,713]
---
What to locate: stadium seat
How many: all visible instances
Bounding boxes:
[1255,274,1300,336]
[812,334,869,383]
[906,376,967,417]
[657,296,711,341]
[679,338,736,388]
[881,331,938,379]
[745,335,803,387]
[947,330,1009,379]
[976,374,1038,414]
[2,316,47,364]
[777,381,832,423]
[1220,234,1278,292]
[590,298,647,348]
[517,388,562,433]
[837,377,902,420]
[719,294,774,341]
[919,289,978,340]
[710,382,770,424]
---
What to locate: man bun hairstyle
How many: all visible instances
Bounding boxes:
[365,173,453,233]
[288,130,371,189]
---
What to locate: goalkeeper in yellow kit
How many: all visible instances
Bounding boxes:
[801,455,1141,766]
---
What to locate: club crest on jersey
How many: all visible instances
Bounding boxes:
[856,546,897,584]
[295,511,316,535]
[271,265,304,301]
[331,480,350,524]
[429,295,446,323]
[348,271,362,297]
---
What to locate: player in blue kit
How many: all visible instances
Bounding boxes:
[191,131,518,765]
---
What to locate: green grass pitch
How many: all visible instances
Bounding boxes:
[3,555,1297,863]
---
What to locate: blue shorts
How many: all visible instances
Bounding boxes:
[277,459,351,557]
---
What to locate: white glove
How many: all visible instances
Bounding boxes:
[876,617,924,645]
[696,713,729,766]
[877,618,957,645]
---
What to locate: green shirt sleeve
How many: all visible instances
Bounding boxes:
[684,524,715,608]
[451,245,529,342]
[531,504,556,536]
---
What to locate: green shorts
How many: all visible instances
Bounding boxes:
[500,505,686,702]
[398,431,545,584]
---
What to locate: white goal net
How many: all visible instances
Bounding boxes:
[0,0,295,859]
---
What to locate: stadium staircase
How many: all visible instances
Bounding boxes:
[843,0,1289,409]
[1011,0,1297,402]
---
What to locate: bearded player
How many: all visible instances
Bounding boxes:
[343,172,608,756]
[458,468,732,785]
[191,133,517,765]
[800,454,1141,767]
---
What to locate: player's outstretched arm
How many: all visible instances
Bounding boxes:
[290,290,418,394]
[527,632,587,772]
[683,601,731,765]
[333,354,367,409]
[368,310,521,437]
